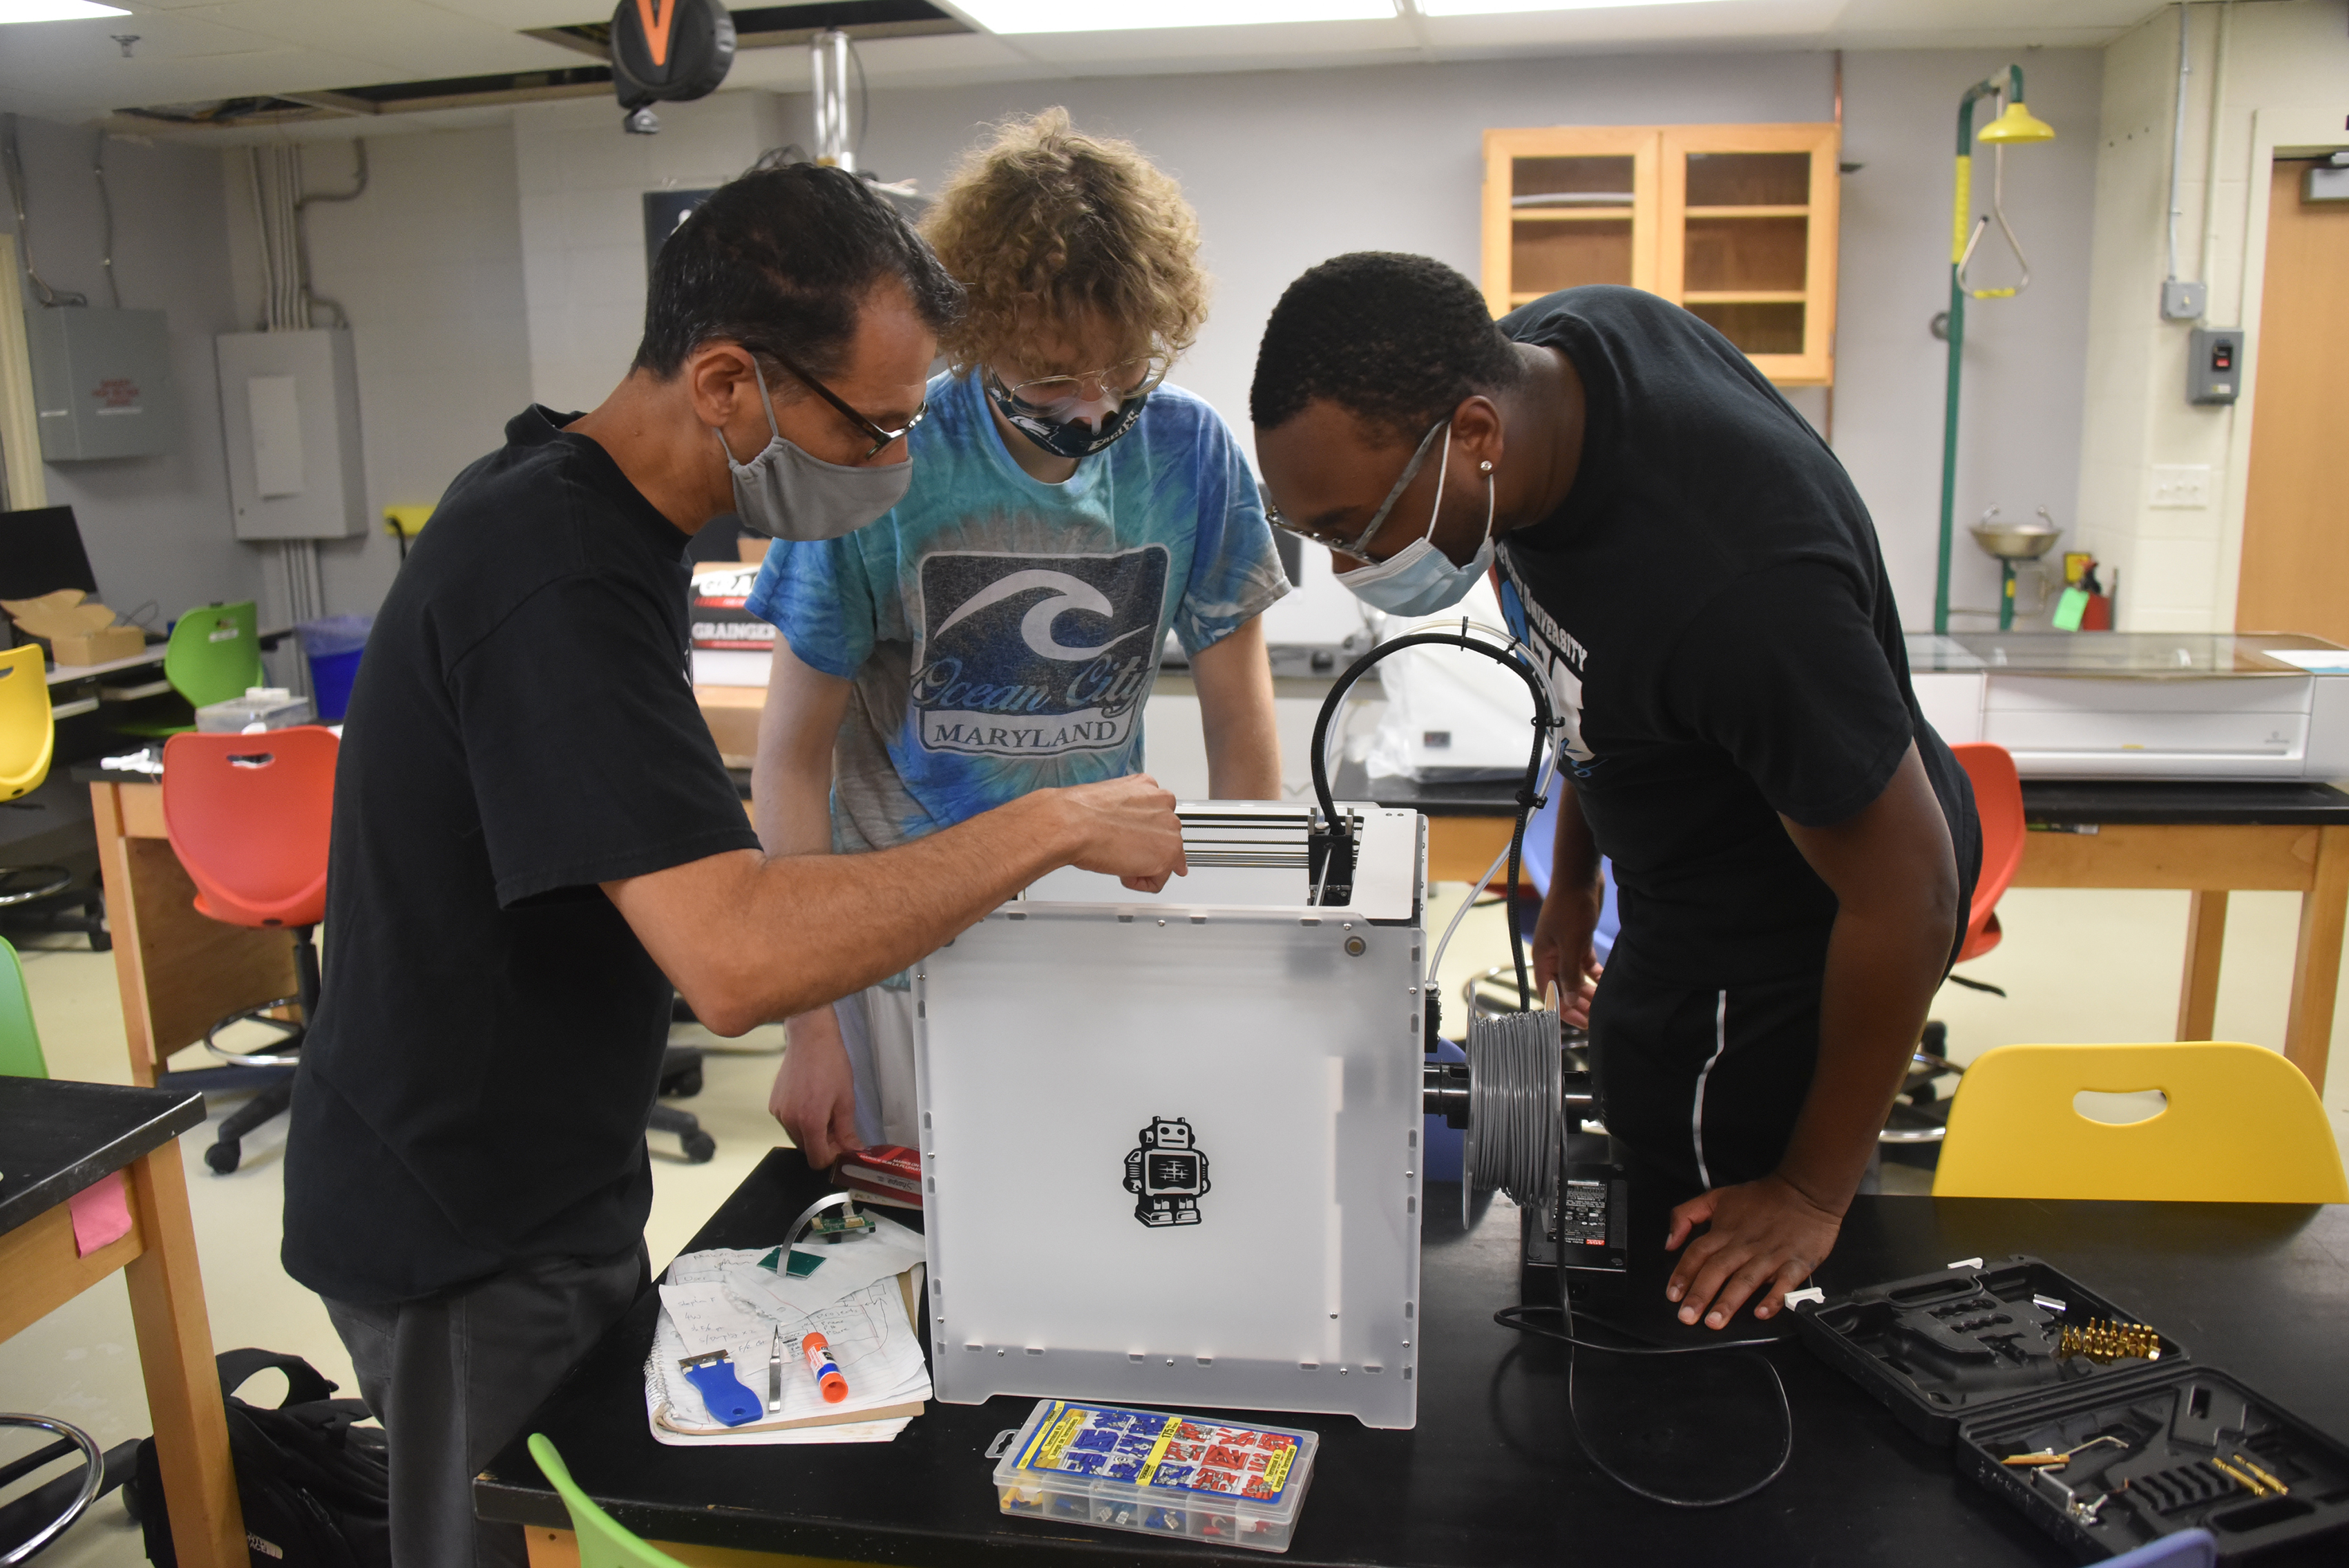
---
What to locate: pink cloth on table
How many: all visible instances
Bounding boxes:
[68,1170,134,1256]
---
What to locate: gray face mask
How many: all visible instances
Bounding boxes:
[717,364,910,541]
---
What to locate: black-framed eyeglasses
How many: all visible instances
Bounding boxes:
[1264,419,1447,565]
[750,341,928,461]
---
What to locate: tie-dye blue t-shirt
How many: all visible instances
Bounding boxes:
[745,369,1287,852]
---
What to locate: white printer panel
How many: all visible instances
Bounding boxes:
[1983,675,2314,779]
[1911,672,1985,747]
[2304,674,2349,782]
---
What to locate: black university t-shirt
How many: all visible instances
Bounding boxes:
[1494,287,1981,986]
[283,407,759,1306]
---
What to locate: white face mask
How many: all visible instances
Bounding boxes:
[1336,423,1496,618]
[716,364,910,541]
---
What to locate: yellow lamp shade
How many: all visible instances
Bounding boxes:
[1978,101,2055,144]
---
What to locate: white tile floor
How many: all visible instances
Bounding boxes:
[8,883,2349,1562]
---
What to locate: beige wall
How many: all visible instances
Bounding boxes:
[514,90,792,416]
[221,126,537,622]
[2074,0,2349,632]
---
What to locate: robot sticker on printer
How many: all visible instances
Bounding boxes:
[1123,1117,1210,1227]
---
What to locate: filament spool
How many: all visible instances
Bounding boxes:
[1462,1009,1564,1218]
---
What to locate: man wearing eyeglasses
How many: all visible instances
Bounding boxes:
[1250,256,1979,1341]
[282,164,1188,1568]
[745,113,1287,1165]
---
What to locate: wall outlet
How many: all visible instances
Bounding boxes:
[2149,464,2213,509]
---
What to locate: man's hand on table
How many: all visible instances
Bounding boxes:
[1049,774,1188,894]
[770,1006,863,1169]
[1663,1173,1841,1328]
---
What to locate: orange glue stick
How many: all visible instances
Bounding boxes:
[801,1332,848,1403]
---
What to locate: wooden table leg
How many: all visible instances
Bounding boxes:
[2178,890,2229,1042]
[122,1145,245,1568]
[91,781,159,1085]
[2283,824,2349,1093]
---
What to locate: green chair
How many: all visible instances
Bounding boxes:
[118,601,265,738]
[0,935,51,1078]
[527,1435,692,1568]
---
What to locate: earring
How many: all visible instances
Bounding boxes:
[1478,460,1494,472]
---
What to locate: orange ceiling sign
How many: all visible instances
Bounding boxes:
[632,0,676,68]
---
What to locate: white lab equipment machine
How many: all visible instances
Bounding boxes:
[915,802,1429,1429]
[1910,631,2349,781]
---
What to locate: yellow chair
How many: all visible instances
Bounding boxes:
[0,643,73,912]
[0,642,54,801]
[1933,1042,2349,1203]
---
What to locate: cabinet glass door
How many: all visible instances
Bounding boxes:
[1481,129,1657,318]
[1508,155,1635,304]
[1660,128,1838,384]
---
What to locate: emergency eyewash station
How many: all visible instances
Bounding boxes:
[476,622,2349,1568]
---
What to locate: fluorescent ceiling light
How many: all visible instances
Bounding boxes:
[1420,0,1721,13]
[0,1,131,21]
[955,1,1398,33]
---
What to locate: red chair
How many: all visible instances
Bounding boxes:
[1952,742,2027,964]
[1886,742,2027,1148]
[161,726,336,1173]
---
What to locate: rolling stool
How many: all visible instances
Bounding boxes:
[651,1044,715,1163]
[653,995,714,1162]
[160,726,336,1174]
[0,1414,123,1562]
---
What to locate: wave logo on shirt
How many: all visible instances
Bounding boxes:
[912,547,1169,758]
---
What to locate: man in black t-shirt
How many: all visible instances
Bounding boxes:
[1250,256,1979,1336]
[283,166,1186,1568]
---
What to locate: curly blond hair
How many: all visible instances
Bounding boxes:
[922,108,1208,376]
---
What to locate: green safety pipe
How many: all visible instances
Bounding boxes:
[1934,64,2028,638]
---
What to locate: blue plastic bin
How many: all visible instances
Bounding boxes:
[297,615,372,721]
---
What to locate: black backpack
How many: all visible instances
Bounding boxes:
[133,1349,389,1568]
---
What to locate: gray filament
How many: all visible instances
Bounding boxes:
[1463,1008,1563,1215]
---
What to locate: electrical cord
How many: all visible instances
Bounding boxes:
[1308,624,1557,1007]
[1495,1295,1795,1508]
[849,37,869,165]
[4,114,88,308]
[91,130,119,309]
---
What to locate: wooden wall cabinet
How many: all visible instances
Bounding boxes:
[1481,123,1841,385]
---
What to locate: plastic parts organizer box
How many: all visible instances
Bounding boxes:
[993,1399,1320,1553]
[917,801,1428,1429]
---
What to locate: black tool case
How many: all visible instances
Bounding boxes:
[1794,1256,2349,1563]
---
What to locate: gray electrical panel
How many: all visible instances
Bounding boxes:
[2187,328,2244,405]
[215,329,368,540]
[26,307,182,461]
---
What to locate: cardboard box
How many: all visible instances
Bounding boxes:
[50,626,147,666]
[2,589,145,667]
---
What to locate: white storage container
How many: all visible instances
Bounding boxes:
[196,689,313,733]
[916,802,1427,1429]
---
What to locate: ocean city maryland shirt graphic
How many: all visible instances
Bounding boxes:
[911,546,1170,759]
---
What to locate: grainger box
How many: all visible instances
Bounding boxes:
[915,802,1429,1429]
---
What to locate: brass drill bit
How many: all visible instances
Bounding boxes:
[2231,1455,2288,1496]
[2056,1318,2160,1364]
[2209,1456,2270,1497]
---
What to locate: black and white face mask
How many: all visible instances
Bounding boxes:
[983,370,1152,460]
